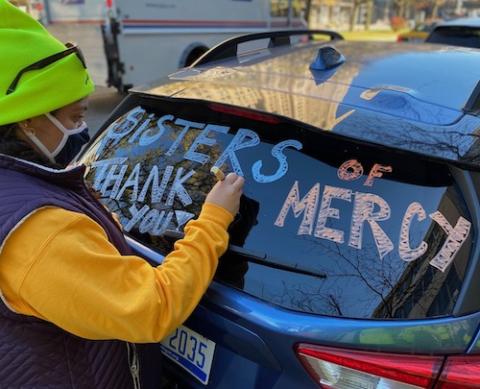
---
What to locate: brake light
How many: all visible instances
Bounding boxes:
[208,103,280,124]
[296,344,443,388]
[436,355,480,388]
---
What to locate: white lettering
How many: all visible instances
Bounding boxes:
[115,163,141,202]
[101,163,128,199]
[124,205,175,235]
[128,113,156,144]
[349,192,394,259]
[90,157,128,191]
[166,167,196,207]
[175,210,195,231]
[399,202,428,262]
[184,124,229,164]
[314,186,352,244]
[139,208,159,233]
[138,114,172,146]
[274,181,320,236]
[152,211,174,235]
[166,119,205,156]
[124,204,149,232]
[252,140,302,184]
[138,165,174,204]
[429,211,471,272]
[97,107,145,154]
[213,129,260,176]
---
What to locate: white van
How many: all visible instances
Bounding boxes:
[102,0,306,91]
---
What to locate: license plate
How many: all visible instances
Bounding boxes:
[160,325,216,385]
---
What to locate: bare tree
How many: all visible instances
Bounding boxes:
[430,0,446,18]
[393,0,405,17]
[364,0,374,30]
[349,0,362,31]
[349,0,374,31]
[305,0,313,24]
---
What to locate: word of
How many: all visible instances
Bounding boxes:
[274,181,471,272]
[337,159,392,187]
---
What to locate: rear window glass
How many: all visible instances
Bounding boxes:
[427,26,480,48]
[80,96,474,320]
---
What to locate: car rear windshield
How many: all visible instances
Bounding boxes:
[427,26,480,48]
[79,95,474,320]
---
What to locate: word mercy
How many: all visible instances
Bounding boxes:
[274,160,471,273]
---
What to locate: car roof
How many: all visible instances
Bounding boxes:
[135,40,480,169]
[435,17,480,28]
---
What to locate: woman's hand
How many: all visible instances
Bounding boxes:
[205,173,245,216]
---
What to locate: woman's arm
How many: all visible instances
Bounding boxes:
[0,173,244,342]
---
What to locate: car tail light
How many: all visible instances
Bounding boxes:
[296,344,443,388]
[436,355,480,388]
[208,103,281,124]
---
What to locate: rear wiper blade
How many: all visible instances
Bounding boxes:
[163,230,327,279]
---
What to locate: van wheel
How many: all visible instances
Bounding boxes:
[185,47,209,67]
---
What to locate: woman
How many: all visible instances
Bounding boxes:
[0,2,244,388]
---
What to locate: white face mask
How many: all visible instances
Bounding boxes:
[22,113,88,164]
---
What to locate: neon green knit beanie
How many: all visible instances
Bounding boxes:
[0,0,94,126]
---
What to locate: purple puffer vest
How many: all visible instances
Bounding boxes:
[0,154,142,388]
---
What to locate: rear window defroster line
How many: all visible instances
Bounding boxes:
[162,230,327,279]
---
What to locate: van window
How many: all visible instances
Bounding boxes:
[80,97,473,319]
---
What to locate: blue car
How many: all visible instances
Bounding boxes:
[78,30,480,388]
[426,17,480,48]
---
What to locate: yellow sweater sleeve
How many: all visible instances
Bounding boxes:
[0,203,232,343]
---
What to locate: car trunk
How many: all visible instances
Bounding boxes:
[77,92,480,388]
[79,93,477,321]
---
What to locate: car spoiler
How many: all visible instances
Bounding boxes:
[191,29,344,67]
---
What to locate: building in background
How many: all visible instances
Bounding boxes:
[9,0,107,24]
[42,0,104,23]
[12,0,480,27]
[309,0,354,28]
